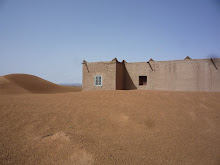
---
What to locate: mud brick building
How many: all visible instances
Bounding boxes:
[82,57,220,92]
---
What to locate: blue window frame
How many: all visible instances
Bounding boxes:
[95,76,102,86]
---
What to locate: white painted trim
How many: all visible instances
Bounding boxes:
[94,76,102,86]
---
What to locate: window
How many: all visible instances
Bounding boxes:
[95,76,102,86]
[139,76,147,85]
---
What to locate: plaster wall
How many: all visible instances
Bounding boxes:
[82,61,116,91]
[116,63,125,90]
[124,62,152,90]
[124,59,220,91]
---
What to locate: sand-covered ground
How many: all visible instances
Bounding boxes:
[0,74,220,165]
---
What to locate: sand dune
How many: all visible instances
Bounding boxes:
[0,76,30,94]
[0,90,219,165]
[0,74,81,94]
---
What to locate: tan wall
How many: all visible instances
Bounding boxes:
[124,62,152,90]
[82,58,220,92]
[116,63,125,90]
[82,61,116,91]
[124,58,220,92]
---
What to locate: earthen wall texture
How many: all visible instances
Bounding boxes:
[82,61,116,91]
[124,58,220,91]
[82,58,220,92]
[124,62,152,90]
[116,63,125,90]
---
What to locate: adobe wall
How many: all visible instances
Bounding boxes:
[124,62,152,90]
[125,58,220,92]
[116,62,125,90]
[82,61,116,91]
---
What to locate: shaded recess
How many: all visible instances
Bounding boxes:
[123,64,137,90]
[115,59,137,90]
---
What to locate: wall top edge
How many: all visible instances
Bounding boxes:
[84,58,220,64]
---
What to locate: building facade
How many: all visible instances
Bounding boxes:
[82,57,220,92]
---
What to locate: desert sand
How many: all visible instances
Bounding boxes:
[0,74,81,94]
[0,74,220,165]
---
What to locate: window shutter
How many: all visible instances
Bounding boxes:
[95,76,102,86]
[98,77,101,85]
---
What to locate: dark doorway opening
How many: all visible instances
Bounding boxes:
[139,76,147,85]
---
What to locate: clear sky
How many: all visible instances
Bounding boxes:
[0,0,220,84]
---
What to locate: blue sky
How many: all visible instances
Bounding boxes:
[0,0,220,84]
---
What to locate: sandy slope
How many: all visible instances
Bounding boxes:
[0,76,30,94]
[0,90,220,165]
[0,74,81,94]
